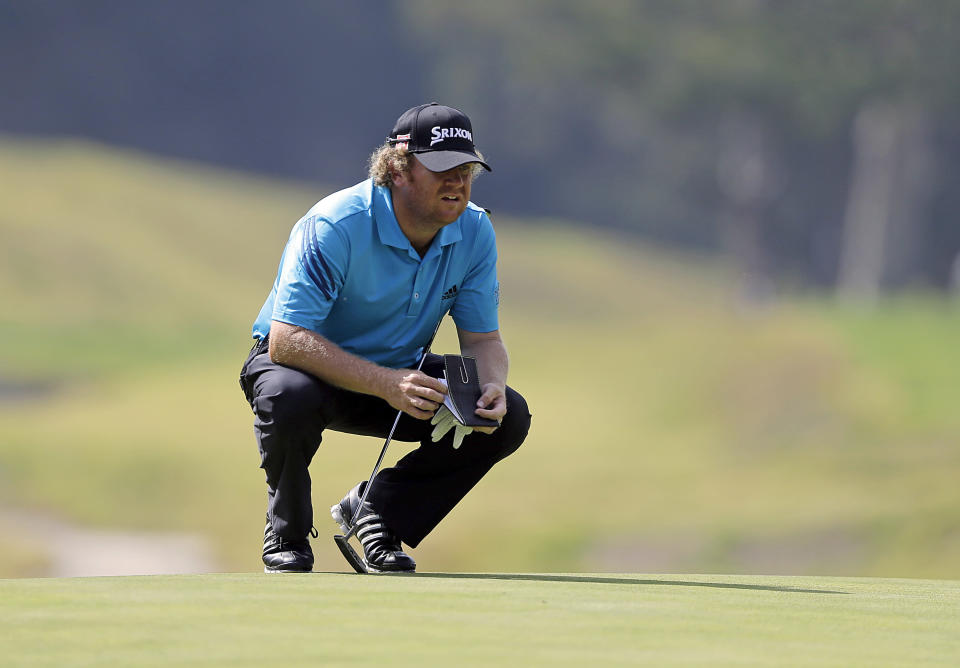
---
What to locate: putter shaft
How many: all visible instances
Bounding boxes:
[341,409,402,540]
[338,316,444,542]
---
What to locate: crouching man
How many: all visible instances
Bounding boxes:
[239,103,531,573]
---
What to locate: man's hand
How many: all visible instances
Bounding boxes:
[474,383,507,434]
[383,368,448,420]
[457,328,510,435]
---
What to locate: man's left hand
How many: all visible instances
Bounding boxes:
[474,383,507,434]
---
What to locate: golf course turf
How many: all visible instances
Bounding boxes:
[2,572,957,666]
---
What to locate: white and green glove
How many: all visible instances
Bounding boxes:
[430,405,473,449]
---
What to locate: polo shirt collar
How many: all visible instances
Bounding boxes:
[372,183,463,258]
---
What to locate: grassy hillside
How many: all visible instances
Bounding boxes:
[0,137,318,376]
[1,137,958,579]
[1,572,957,666]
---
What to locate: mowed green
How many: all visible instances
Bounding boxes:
[1,138,959,579]
[1,572,958,666]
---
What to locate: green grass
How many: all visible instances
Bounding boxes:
[1,137,959,580]
[1,572,957,666]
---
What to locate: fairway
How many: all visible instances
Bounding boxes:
[1,572,957,666]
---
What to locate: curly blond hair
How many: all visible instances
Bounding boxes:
[368,142,486,187]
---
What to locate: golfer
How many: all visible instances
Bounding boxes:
[239,103,531,573]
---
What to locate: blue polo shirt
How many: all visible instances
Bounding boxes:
[251,179,500,369]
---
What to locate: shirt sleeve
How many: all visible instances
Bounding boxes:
[270,215,349,331]
[450,211,500,333]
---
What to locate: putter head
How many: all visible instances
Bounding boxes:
[333,534,368,574]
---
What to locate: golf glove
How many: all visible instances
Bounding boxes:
[430,406,473,449]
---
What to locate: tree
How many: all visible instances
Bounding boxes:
[398,0,960,294]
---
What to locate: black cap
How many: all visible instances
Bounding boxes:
[388,102,491,172]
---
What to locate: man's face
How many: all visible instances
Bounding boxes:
[393,156,474,227]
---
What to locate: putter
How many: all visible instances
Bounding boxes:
[333,316,444,573]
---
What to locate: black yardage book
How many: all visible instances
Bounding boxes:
[442,355,500,428]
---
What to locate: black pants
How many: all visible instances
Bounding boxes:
[239,337,531,548]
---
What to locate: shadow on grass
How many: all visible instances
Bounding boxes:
[409,572,849,595]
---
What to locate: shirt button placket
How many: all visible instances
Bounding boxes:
[408,263,425,315]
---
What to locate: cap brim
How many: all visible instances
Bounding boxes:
[414,150,492,173]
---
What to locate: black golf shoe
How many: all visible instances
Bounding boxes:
[330,482,416,573]
[262,519,317,573]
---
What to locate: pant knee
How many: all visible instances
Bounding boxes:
[495,388,531,460]
[255,372,327,433]
[252,371,331,467]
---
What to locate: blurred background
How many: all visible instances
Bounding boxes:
[1,1,958,579]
